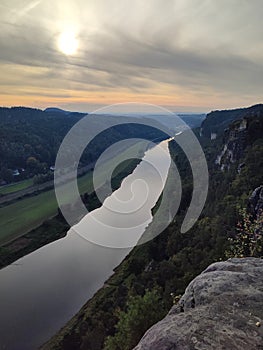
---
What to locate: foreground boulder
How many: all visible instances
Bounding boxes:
[134,258,263,350]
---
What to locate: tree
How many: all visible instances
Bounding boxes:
[26,156,38,169]
[0,167,13,183]
[104,289,165,350]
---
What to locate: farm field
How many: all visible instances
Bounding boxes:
[0,178,34,195]
[0,142,143,246]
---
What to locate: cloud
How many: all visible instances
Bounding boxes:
[0,0,262,109]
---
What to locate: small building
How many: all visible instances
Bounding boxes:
[12,169,20,176]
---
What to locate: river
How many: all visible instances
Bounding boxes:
[0,140,171,350]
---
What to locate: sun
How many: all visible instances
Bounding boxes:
[58,30,79,56]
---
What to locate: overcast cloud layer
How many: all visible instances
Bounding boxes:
[0,0,262,111]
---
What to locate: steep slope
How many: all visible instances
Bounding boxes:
[200,103,263,139]
[41,106,263,350]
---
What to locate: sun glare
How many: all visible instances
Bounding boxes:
[58,30,79,56]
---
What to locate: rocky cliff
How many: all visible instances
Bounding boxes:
[215,118,248,171]
[215,109,263,172]
[200,104,263,139]
[134,258,263,350]
[250,186,263,218]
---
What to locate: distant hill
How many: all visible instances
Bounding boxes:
[0,107,84,182]
[44,107,88,118]
[201,104,263,138]
[0,107,166,183]
[106,113,205,132]
[177,113,206,128]
[44,107,70,114]
[144,113,205,131]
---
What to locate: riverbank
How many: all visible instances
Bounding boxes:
[0,158,141,269]
[40,140,175,350]
[0,139,171,350]
[0,139,148,247]
[38,135,217,350]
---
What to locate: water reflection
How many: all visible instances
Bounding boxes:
[0,140,170,350]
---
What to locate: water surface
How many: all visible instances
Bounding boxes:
[0,140,170,350]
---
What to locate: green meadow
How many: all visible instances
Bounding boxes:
[0,178,34,195]
[0,142,143,246]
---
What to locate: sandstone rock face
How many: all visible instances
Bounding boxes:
[250,186,263,217]
[215,118,248,172]
[134,258,263,350]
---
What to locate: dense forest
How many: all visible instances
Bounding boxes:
[0,107,83,182]
[42,105,263,350]
[0,107,168,184]
[201,103,263,138]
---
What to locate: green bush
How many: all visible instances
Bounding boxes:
[225,208,263,258]
[104,289,166,350]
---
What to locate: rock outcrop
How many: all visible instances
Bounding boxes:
[200,104,263,138]
[134,258,263,350]
[215,118,248,171]
[250,186,263,217]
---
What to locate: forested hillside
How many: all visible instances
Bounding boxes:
[42,105,263,350]
[201,103,263,138]
[0,107,166,184]
[0,108,83,182]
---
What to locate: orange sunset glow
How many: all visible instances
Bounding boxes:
[0,0,262,112]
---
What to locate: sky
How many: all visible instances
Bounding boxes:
[0,0,262,113]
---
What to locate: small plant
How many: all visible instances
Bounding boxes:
[225,208,263,258]
[170,292,182,305]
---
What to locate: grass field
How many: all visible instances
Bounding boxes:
[0,178,34,195]
[0,142,144,246]
[0,170,102,245]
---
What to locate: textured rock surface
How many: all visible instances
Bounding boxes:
[215,118,248,171]
[250,186,263,217]
[134,258,263,350]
